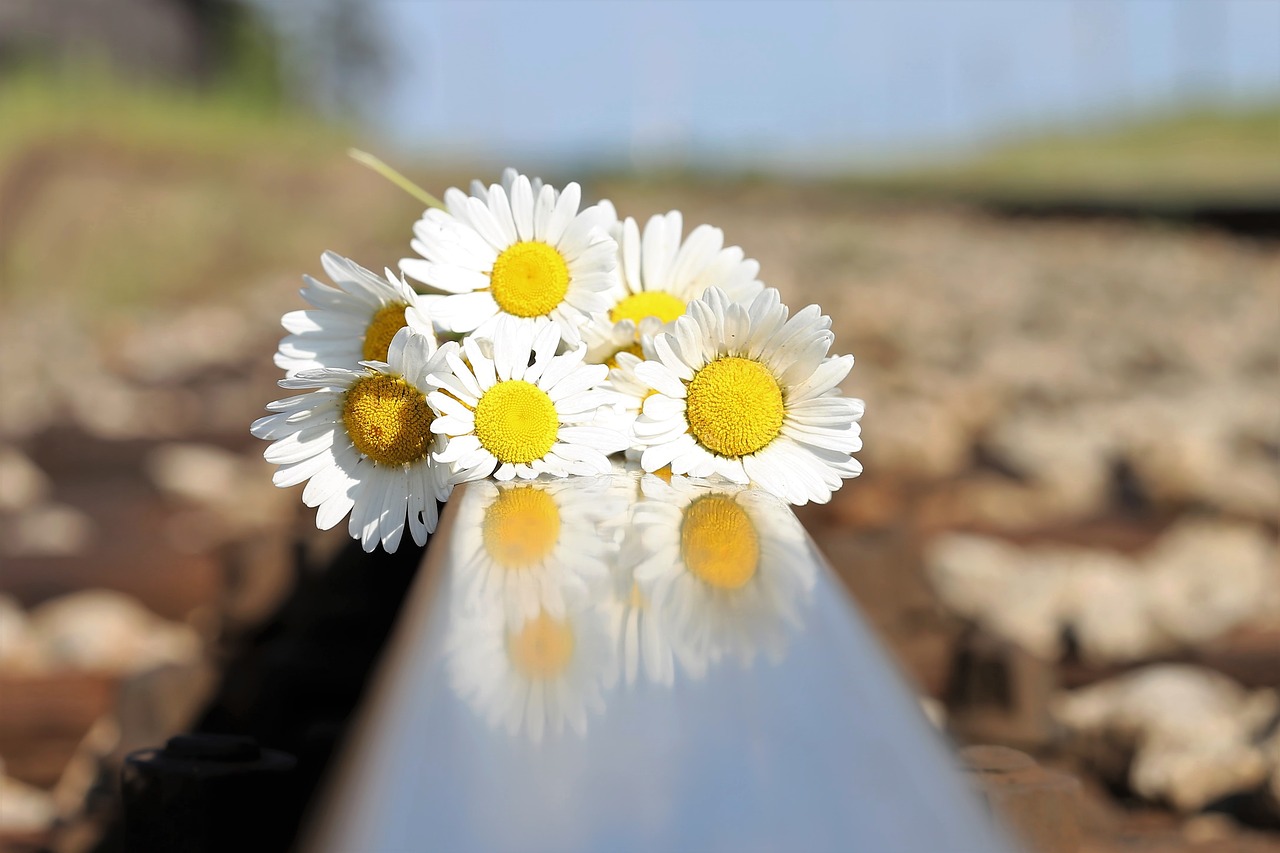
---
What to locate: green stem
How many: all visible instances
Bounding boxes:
[347,148,446,210]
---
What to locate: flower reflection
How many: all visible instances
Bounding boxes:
[444,468,816,741]
[446,476,620,741]
[627,475,815,675]
[448,598,614,743]
[451,476,623,623]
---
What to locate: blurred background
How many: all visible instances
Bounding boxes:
[0,0,1277,851]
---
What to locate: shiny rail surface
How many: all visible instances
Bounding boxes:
[304,470,1014,853]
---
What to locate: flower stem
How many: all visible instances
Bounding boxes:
[348,149,446,210]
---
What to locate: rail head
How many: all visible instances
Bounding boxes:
[304,469,1014,853]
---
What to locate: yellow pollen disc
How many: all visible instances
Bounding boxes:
[604,341,644,370]
[473,380,559,464]
[362,301,409,361]
[508,612,575,679]
[490,241,570,317]
[342,374,435,466]
[684,357,784,458]
[681,495,759,590]
[482,486,561,570]
[609,290,686,325]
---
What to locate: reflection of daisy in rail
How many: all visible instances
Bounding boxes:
[447,596,614,743]
[626,287,864,505]
[251,327,453,552]
[449,476,623,624]
[400,172,617,345]
[274,251,434,375]
[629,475,815,674]
[604,542,678,688]
[427,317,627,482]
[583,210,763,368]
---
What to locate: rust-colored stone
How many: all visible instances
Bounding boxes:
[962,744,1082,853]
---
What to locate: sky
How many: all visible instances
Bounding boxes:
[364,0,1280,172]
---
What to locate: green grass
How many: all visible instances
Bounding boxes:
[0,68,424,315]
[870,104,1280,205]
[0,64,340,162]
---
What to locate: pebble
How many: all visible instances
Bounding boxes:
[21,590,201,674]
[1054,664,1279,812]
[927,520,1279,663]
[0,759,56,834]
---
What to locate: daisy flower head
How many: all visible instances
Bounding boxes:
[629,474,815,674]
[629,287,864,505]
[400,172,618,346]
[275,251,433,375]
[447,594,613,743]
[427,316,628,482]
[583,210,764,368]
[450,475,624,624]
[251,326,454,552]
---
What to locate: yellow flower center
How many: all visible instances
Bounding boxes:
[684,357,784,458]
[341,374,435,466]
[473,380,559,464]
[681,495,759,590]
[628,582,647,609]
[482,486,561,570]
[609,291,686,325]
[362,302,409,362]
[508,612,575,679]
[490,241,570,317]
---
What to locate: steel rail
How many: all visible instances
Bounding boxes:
[303,470,1014,853]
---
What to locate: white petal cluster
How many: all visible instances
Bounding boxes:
[252,169,865,552]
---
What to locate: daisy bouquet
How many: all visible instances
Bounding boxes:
[252,162,864,553]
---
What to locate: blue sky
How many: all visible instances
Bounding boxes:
[366,0,1280,171]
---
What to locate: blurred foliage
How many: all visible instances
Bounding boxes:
[873,104,1280,204]
[0,67,421,319]
[0,64,322,162]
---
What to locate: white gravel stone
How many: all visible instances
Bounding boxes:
[926,520,1278,664]
[0,759,56,833]
[1054,665,1278,812]
[0,446,50,511]
[25,590,201,674]
[0,503,93,557]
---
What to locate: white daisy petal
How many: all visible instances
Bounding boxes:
[509,174,535,242]
[789,354,854,403]
[633,361,687,399]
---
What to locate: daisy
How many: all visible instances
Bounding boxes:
[274,251,434,375]
[626,287,864,505]
[399,172,617,346]
[427,316,628,482]
[447,594,614,743]
[449,476,624,624]
[629,474,815,674]
[250,326,453,552]
[583,210,763,367]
